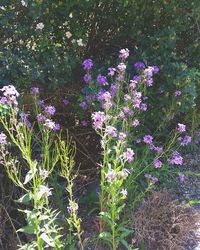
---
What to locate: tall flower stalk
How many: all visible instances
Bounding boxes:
[0,85,82,249]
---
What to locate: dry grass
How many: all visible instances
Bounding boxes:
[129,189,200,250]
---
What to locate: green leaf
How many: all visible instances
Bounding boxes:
[40,233,54,247]
[99,232,112,243]
[189,200,200,205]
[16,193,33,203]
[17,225,36,234]
[24,162,37,185]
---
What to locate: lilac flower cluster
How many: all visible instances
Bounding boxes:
[177,123,186,133]
[168,151,183,165]
[179,135,192,146]
[67,202,79,214]
[144,173,158,184]
[0,132,7,145]
[0,85,19,107]
[143,135,153,144]
[97,74,108,86]
[133,62,159,87]
[105,168,130,183]
[80,48,191,198]
[91,111,106,129]
[31,87,39,94]
[45,106,56,116]
[122,148,135,163]
[119,48,129,60]
[82,59,93,70]
[33,98,60,132]
[20,113,31,128]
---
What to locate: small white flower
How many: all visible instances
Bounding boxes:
[120,188,128,199]
[71,39,76,44]
[39,169,49,180]
[36,22,44,30]
[1,85,19,97]
[63,21,68,26]
[65,31,72,38]
[77,38,84,46]
[105,169,117,182]
[21,0,28,7]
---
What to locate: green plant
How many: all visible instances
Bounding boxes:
[0,85,83,249]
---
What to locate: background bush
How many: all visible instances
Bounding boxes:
[0,0,199,117]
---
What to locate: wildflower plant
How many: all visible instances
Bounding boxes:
[80,49,192,249]
[0,85,82,249]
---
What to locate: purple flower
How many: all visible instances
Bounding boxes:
[117,63,126,72]
[37,113,46,122]
[100,91,112,101]
[110,84,119,97]
[38,100,45,108]
[132,119,140,127]
[144,67,154,77]
[153,66,159,74]
[0,97,7,105]
[106,169,117,182]
[129,80,137,90]
[168,151,183,165]
[174,90,182,97]
[45,106,56,116]
[91,111,106,129]
[108,67,116,76]
[53,123,60,131]
[31,87,39,94]
[151,176,159,184]
[181,135,192,146]
[20,113,29,120]
[132,90,142,108]
[118,132,127,140]
[155,146,163,154]
[20,113,31,128]
[119,111,125,119]
[150,144,156,151]
[144,135,153,144]
[122,148,135,163]
[44,119,56,130]
[119,48,129,59]
[143,96,148,101]
[177,123,186,133]
[178,173,185,182]
[86,94,95,100]
[81,120,88,126]
[0,132,7,145]
[83,74,92,83]
[97,74,108,86]
[145,78,153,87]
[132,75,141,83]
[63,99,70,106]
[134,61,145,70]
[79,101,87,109]
[140,103,148,111]
[153,159,163,168]
[144,173,158,184]
[105,126,118,137]
[82,59,93,70]
[123,107,130,113]
[135,138,141,144]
